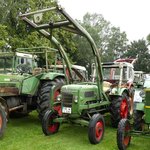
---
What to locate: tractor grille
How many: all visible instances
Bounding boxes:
[62,92,73,107]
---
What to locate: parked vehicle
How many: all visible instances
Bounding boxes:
[102,61,135,124]
[134,71,145,87]
[0,46,88,137]
[20,5,132,144]
[0,47,68,120]
[117,78,150,150]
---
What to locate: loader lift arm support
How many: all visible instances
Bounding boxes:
[20,5,104,99]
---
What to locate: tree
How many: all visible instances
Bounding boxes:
[0,0,55,49]
[0,0,76,58]
[0,24,8,48]
[71,13,128,70]
[146,34,150,45]
[123,39,150,73]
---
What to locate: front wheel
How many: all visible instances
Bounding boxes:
[0,104,7,137]
[88,113,105,144]
[117,119,131,150]
[42,110,60,135]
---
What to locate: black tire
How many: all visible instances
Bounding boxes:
[133,110,144,131]
[117,119,131,150]
[110,93,130,128]
[0,104,7,138]
[88,113,105,144]
[37,78,65,120]
[42,110,60,135]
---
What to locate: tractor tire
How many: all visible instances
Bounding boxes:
[37,78,65,120]
[42,110,60,135]
[88,113,105,144]
[0,103,7,138]
[110,93,130,128]
[133,110,144,131]
[117,119,131,150]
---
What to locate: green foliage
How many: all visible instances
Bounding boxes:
[0,24,8,48]
[72,13,128,70]
[147,34,150,45]
[123,39,150,73]
[0,1,60,49]
[0,0,76,65]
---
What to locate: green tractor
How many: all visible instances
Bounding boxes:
[20,5,132,144]
[0,46,87,122]
[0,47,69,120]
[117,78,150,150]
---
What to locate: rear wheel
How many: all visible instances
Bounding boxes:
[42,110,60,135]
[110,93,129,127]
[88,113,105,144]
[0,104,7,137]
[133,110,144,131]
[117,119,131,150]
[37,78,65,120]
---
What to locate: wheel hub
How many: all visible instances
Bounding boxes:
[120,99,128,118]
[95,121,103,140]
[123,124,131,146]
[48,123,59,133]
[54,89,62,116]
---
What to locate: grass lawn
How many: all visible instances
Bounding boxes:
[0,111,149,150]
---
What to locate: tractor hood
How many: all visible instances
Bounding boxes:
[61,84,99,117]
[0,74,25,82]
[61,84,98,93]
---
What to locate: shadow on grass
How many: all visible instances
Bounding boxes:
[8,111,41,128]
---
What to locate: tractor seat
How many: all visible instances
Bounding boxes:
[32,68,42,75]
[103,81,112,92]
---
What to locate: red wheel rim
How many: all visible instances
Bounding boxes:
[53,89,62,116]
[123,123,131,146]
[0,114,2,129]
[95,121,104,141]
[48,114,59,133]
[120,99,128,118]
[54,90,60,100]
[48,123,59,133]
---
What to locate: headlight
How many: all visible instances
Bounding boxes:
[74,95,78,103]
[56,94,62,101]
[139,90,145,98]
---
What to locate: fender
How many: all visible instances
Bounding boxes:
[110,87,129,96]
[40,72,65,80]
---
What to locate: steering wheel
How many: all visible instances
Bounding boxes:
[16,64,31,74]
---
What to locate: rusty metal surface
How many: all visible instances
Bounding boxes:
[0,87,19,96]
[9,105,24,112]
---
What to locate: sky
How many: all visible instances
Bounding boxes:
[58,0,150,42]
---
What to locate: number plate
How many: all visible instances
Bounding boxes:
[62,107,71,114]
